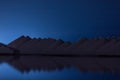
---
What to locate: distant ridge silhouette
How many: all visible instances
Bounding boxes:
[0,36,120,72]
[0,35,119,56]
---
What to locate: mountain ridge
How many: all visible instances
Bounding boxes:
[0,36,120,55]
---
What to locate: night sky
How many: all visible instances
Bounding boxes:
[0,0,120,44]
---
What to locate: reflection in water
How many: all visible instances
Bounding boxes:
[0,56,120,80]
[0,63,81,80]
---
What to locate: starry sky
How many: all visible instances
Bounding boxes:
[0,0,120,44]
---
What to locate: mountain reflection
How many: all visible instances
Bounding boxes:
[0,55,120,73]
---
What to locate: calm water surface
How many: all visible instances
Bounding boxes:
[0,56,120,80]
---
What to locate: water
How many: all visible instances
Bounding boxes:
[0,56,120,80]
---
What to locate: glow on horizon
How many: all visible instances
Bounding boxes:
[0,0,119,44]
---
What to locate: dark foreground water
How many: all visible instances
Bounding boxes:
[0,56,120,80]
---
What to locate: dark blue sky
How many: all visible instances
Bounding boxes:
[0,0,120,44]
